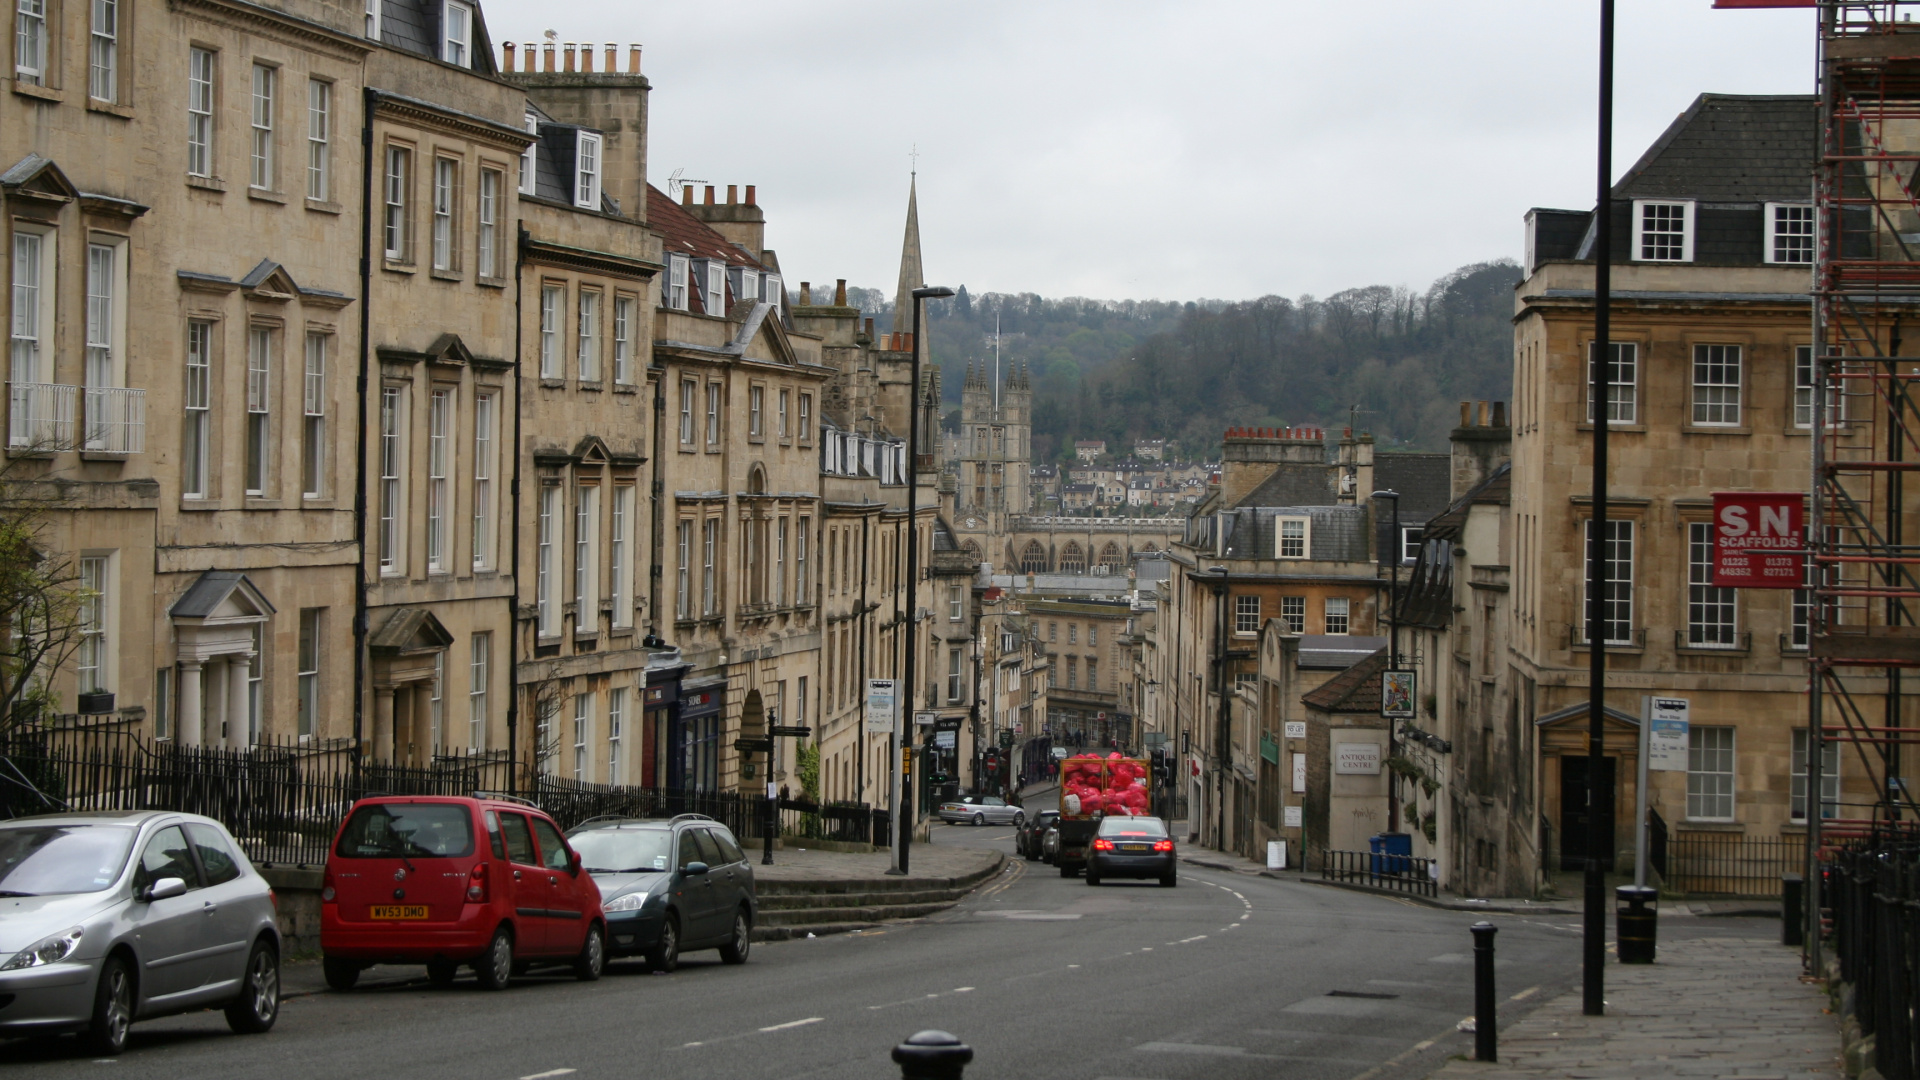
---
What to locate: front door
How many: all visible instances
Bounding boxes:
[1559,756,1617,871]
[496,812,550,953]
[529,817,587,957]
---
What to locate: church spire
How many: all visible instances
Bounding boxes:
[891,172,923,335]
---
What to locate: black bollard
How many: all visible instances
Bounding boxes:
[762,792,776,866]
[1781,874,1804,947]
[894,1030,972,1080]
[1471,922,1498,1063]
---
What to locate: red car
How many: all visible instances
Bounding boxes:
[320,794,604,991]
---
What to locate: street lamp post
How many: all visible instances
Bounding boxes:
[895,283,954,878]
[1373,489,1402,834]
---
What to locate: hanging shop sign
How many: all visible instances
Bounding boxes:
[1381,670,1416,719]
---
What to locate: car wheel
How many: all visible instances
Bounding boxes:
[474,927,514,991]
[719,909,751,965]
[322,956,360,992]
[427,958,458,987]
[1160,872,1178,887]
[224,939,280,1034]
[1086,869,1101,886]
[574,923,606,982]
[646,913,680,974]
[1059,865,1075,878]
[1013,812,1026,828]
[82,955,133,1056]
[972,812,986,826]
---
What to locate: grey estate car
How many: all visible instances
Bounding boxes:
[0,810,282,1055]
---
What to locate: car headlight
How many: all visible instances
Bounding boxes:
[2,926,84,970]
[602,891,653,913]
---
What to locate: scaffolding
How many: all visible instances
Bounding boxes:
[1810,1,1920,905]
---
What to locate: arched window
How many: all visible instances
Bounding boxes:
[1059,542,1086,574]
[746,464,766,495]
[1098,542,1123,570]
[963,540,983,565]
[1020,540,1047,574]
[1142,542,1159,554]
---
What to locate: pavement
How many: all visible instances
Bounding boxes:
[1425,934,1840,1080]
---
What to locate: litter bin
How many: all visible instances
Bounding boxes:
[1616,885,1657,964]
[1781,874,1804,947]
[1370,832,1413,876]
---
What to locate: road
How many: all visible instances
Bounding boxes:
[3,824,1767,1080]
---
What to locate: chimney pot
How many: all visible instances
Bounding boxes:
[542,42,555,72]
[726,184,737,205]
[1477,400,1490,427]
[580,43,593,72]
[1459,401,1472,428]
[523,45,535,71]
[605,44,616,72]
[704,185,715,205]
[503,42,516,69]
[681,186,692,206]
[799,282,811,305]
[631,45,643,73]
[864,317,875,337]
[563,43,575,72]
[835,279,848,306]
[745,184,756,206]
[1493,401,1508,427]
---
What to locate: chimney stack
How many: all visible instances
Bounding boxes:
[835,279,848,306]
[799,282,812,305]
[1450,399,1512,500]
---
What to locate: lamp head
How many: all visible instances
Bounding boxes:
[912,285,956,300]
[1370,489,1399,500]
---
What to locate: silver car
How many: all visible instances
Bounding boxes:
[0,810,281,1055]
[936,796,1025,826]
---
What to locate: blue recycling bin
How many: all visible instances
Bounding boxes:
[1370,832,1413,876]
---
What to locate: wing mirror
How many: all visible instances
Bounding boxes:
[569,851,583,875]
[142,877,188,903]
[682,861,709,877]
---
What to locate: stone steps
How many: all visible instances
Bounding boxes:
[747,852,1006,942]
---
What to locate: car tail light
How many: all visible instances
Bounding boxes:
[270,888,280,912]
[1153,840,1174,852]
[320,871,336,903]
[466,861,488,903]
[1092,838,1115,851]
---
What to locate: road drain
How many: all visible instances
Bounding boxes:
[1326,990,1399,999]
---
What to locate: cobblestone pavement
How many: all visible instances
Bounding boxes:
[1424,934,1839,1080]
[756,832,1002,884]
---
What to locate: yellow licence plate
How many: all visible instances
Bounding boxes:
[1122,844,1150,852]
[369,905,429,920]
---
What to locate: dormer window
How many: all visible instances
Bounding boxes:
[732,267,759,304]
[574,131,602,209]
[1275,516,1309,559]
[1632,199,1693,262]
[1767,203,1814,265]
[441,1,471,66]
[701,260,726,315]
[667,254,688,310]
[519,111,538,195]
[364,0,380,40]
[765,273,783,313]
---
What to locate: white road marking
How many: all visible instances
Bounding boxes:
[1510,985,1540,1001]
[1135,1042,1278,1060]
[1067,963,1081,968]
[1179,934,1207,943]
[954,987,974,992]
[681,1042,703,1048]
[759,1017,824,1032]
[520,1071,577,1079]
[1139,946,1152,951]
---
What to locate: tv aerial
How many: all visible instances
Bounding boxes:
[667,168,709,199]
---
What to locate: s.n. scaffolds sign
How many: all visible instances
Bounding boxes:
[1711,492,1804,589]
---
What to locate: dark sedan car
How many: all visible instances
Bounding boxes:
[565,815,755,973]
[1086,816,1176,887]
[1014,810,1059,861]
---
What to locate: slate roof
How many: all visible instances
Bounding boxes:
[1239,463,1336,508]
[374,0,496,75]
[1217,505,1369,562]
[645,185,769,318]
[1301,645,1389,710]
[1298,635,1387,671]
[1530,94,1818,267]
[167,571,275,619]
[1394,462,1511,630]
[1374,452,1452,557]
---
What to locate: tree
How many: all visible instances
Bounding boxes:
[525,661,574,778]
[0,470,89,738]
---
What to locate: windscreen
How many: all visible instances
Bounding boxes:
[1097,816,1168,838]
[0,824,136,895]
[335,803,474,859]
[568,828,674,873]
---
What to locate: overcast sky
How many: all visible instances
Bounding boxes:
[485,1,1815,303]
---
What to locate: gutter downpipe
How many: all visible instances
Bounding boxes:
[352,89,378,770]
[506,226,526,794]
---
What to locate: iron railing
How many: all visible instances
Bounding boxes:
[1667,834,1803,898]
[1825,844,1920,1080]
[83,385,145,455]
[1,724,875,867]
[8,380,75,450]
[1320,848,1438,897]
